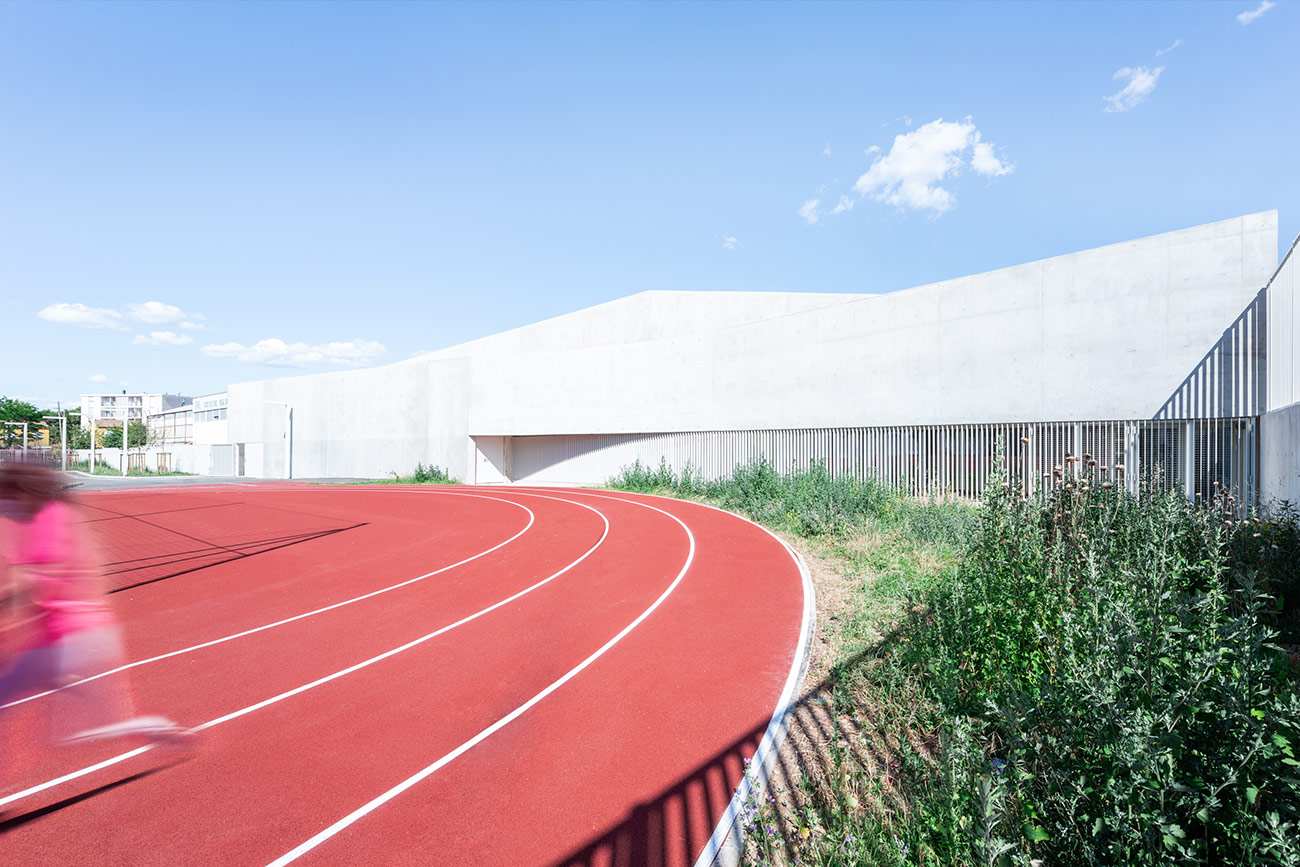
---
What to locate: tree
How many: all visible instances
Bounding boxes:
[66,424,91,450]
[127,420,151,447]
[45,411,84,448]
[0,396,43,447]
[100,427,122,449]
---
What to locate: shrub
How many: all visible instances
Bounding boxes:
[404,463,457,485]
[892,460,1300,865]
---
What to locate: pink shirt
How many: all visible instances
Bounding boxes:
[9,501,114,643]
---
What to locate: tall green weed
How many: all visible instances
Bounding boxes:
[894,460,1300,865]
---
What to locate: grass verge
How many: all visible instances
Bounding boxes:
[66,461,192,477]
[369,462,460,485]
[607,457,1300,866]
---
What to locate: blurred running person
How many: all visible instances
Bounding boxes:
[0,459,191,765]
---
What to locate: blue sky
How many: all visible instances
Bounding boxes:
[2,0,1297,410]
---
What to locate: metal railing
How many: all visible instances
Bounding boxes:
[509,417,1261,504]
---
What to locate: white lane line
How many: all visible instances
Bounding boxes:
[0,492,611,810]
[599,492,814,867]
[504,487,818,867]
[2,491,537,712]
[264,495,696,867]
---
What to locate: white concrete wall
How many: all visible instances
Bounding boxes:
[227,356,471,479]
[69,445,216,475]
[451,212,1276,434]
[222,212,1278,481]
[1262,402,1300,506]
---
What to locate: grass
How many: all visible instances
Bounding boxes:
[606,456,1300,866]
[371,462,460,485]
[66,460,194,477]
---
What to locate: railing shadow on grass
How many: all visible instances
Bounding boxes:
[551,635,917,867]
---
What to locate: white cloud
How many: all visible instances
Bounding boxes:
[1156,38,1183,56]
[133,331,193,347]
[88,373,109,383]
[179,320,207,331]
[830,195,855,215]
[127,301,186,324]
[1104,66,1164,112]
[822,144,831,157]
[799,199,822,225]
[1237,0,1275,24]
[722,235,740,251]
[202,338,386,368]
[851,118,1012,215]
[971,140,1014,177]
[865,145,882,157]
[38,302,128,330]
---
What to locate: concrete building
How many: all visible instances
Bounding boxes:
[148,404,193,446]
[81,392,189,430]
[210,210,1294,502]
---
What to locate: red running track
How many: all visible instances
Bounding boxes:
[0,484,811,866]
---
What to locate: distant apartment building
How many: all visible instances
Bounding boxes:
[81,392,189,429]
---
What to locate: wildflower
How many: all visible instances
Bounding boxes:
[1020,436,1030,444]
[1102,482,1113,489]
[1253,532,1262,538]
[1115,463,1126,471]
[800,827,811,839]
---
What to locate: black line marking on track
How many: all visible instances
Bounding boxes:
[78,501,242,524]
[0,768,164,833]
[105,524,366,594]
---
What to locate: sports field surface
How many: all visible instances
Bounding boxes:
[1,483,811,866]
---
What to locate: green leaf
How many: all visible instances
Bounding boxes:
[1093,818,1103,836]
[1025,825,1050,842]
[1246,786,1259,805]
[1251,708,1266,720]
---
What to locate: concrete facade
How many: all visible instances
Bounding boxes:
[1262,402,1300,505]
[217,211,1292,494]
